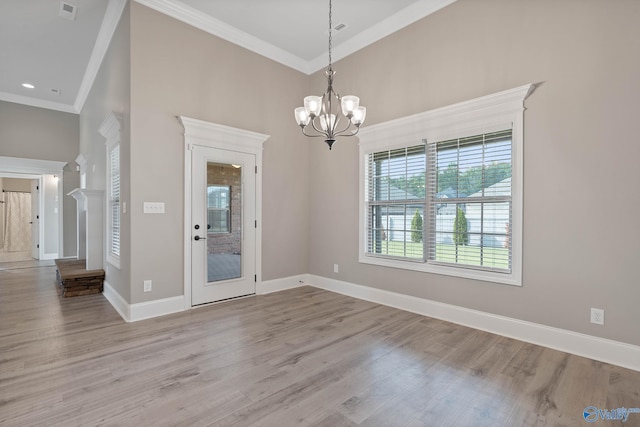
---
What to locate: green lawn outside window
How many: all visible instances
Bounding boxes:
[378,241,509,270]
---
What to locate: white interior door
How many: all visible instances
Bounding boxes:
[191,145,256,305]
[30,179,39,259]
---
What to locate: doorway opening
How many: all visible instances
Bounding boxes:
[0,180,35,263]
[0,157,67,264]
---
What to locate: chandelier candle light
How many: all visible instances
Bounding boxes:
[294,0,366,150]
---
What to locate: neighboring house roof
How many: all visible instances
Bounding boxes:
[377,182,423,200]
[436,187,467,199]
[468,176,511,197]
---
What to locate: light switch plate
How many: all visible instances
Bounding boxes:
[144,202,165,214]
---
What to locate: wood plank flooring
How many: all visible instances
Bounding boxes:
[0,257,54,271]
[1,266,639,426]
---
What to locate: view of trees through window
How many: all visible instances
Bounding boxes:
[367,130,512,272]
[382,149,511,200]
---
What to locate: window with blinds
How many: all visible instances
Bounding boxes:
[359,84,530,286]
[366,145,426,259]
[365,131,513,273]
[427,130,512,272]
[99,112,123,269]
[108,145,120,258]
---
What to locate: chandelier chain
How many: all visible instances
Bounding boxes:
[328,0,332,70]
[293,0,366,150]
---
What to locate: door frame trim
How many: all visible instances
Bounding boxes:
[0,156,67,259]
[179,116,269,309]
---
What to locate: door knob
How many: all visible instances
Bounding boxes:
[194,235,206,241]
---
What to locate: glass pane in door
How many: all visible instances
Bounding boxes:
[206,162,241,282]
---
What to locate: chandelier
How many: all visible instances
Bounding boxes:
[294,0,367,150]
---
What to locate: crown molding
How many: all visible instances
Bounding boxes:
[3,0,458,114]
[0,91,78,114]
[134,0,312,74]
[1,0,126,115]
[308,0,457,72]
[74,0,128,114]
[136,0,457,75]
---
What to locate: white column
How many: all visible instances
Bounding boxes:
[68,189,104,270]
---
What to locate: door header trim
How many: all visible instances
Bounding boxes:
[178,116,269,154]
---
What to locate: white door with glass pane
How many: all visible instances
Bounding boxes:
[191,145,256,305]
[30,179,39,259]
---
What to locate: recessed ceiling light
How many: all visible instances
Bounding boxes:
[22,83,35,89]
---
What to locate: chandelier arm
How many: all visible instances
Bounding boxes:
[309,118,329,137]
[329,116,340,137]
[301,128,329,138]
[333,120,356,137]
[336,124,362,138]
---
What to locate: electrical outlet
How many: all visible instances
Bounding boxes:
[144,280,152,292]
[334,263,339,273]
[590,308,604,325]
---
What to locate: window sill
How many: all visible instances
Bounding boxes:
[359,253,522,286]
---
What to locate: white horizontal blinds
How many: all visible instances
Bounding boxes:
[427,130,512,272]
[110,146,120,257]
[366,145,426,260]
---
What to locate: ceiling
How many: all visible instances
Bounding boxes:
[0,0,455,114]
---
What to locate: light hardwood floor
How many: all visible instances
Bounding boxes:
[1,266,639,426]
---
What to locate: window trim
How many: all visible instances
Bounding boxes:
[358,84,533,286]
[99,112,123,270]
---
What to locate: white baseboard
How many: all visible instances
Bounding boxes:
[130,295,185,322]
[304,275,640,372]
[103,280,130,321]
[103,280,185,322]
[257,274,307,295]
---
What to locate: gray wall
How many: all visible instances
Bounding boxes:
[128,3,310,303]
[308,0,640,346]
[80,4,130,299]
[0,101,79,256]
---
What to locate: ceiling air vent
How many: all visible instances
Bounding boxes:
[59,2,77,21]
[334,23,347,32]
